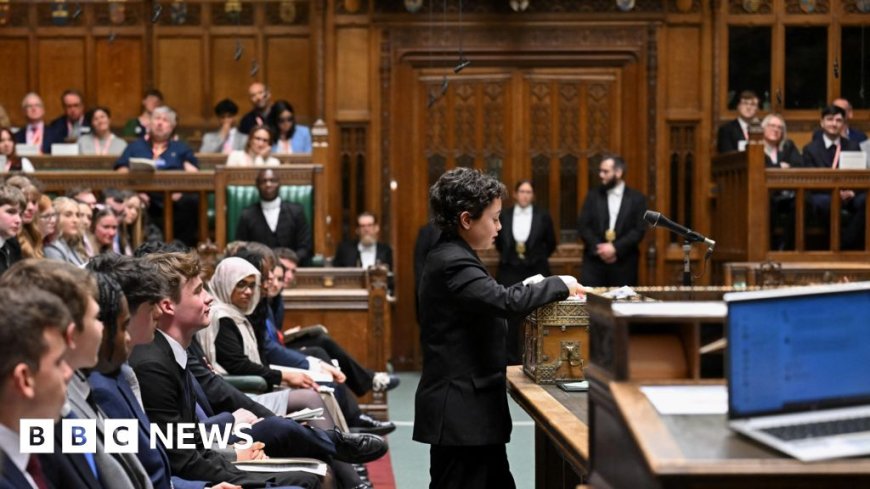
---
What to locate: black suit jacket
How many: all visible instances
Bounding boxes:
[129,333,322,488]
[238,108,274,135]
[47,115,91,143]
[578,185,647,261]
[802,137,861,168]
[0,237,22,277]
[717,119,746,153]
[413,237,568,446]
[765,139,802,168]
[495,205,557,286]
[333,240,393,269]
[235,200,312,265]
[13,125,53,155]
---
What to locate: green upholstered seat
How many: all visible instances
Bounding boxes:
[225,185,313,243]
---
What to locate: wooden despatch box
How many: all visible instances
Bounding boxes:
[522,299,589,384]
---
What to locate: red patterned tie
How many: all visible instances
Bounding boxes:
[26,455,49,489]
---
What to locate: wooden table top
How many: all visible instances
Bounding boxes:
[506,365,589,474]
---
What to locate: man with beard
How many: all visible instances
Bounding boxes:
[333,212,393,271]
[577,155,647,287]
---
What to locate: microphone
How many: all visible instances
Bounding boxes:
[644,210,715,249]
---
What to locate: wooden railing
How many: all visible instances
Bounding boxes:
[26,153,315,171]
[710,133,870,282]
[29,165,325,252]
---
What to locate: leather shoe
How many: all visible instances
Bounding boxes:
[349,413,396,436]
[331,429,388,464]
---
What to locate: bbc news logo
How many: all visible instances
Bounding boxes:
[19,419,254,453]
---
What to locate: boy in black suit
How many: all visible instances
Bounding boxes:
[415,167,579,489]
[717,90,759,153]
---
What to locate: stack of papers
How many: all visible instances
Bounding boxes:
[235,458,328,476]
[285,407,324,422]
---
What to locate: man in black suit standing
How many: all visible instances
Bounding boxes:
[717,90,759,153]
[333,212,393,270]
[578,155,648,287]
[802,104,865,250]
[235,168,313,264]
[0,185,24,277]
[415,168,578,489]
[495,180,557,364]
[47,89,91,144]
[129,251,322,488]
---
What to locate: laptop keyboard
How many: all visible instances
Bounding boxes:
[761,417,870,441]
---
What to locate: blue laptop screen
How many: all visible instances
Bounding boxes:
[728,287,870,418]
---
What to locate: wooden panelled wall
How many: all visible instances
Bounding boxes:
[0,1,315,133]
[3,0,867,370]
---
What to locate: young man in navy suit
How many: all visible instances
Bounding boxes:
[0,287,73,489]
[717,90,759,153]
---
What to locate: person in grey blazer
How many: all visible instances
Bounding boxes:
[200,99,248,154]
[78,107,128,156]
[44,197,88,266]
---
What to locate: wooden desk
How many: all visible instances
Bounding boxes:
[282,267,392,417]
[589,382,870,488]
[507,366,588,489]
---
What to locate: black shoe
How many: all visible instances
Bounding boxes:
[349,413,396,436]
[331,429,388,464]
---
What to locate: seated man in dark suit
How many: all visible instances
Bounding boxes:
[47,88,91,145]
[13,92,53,155]
[0,286,72,489]
[802,104,865,250]
[129,251,323,488]
[716,90,759,153]
[811,98,868,145]
[235,168,313,265]
[0,185,25,276]
[333,212,392,270]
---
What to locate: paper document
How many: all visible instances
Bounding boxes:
[640,385,728,415]
[270,364,333,383]
[839,151,868,169]
[285,407,324,421]
[235,458,328,476]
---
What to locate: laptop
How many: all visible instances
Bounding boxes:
[725,282,870,462]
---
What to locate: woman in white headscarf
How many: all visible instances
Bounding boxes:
[198,257,331,424]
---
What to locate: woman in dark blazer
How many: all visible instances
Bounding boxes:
[414,167,577,489]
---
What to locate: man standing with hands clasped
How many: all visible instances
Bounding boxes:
[578,154,647,287]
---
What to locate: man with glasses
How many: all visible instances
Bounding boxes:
[47,89,91,146]
[14,93,52,154]
[717,90,760,153]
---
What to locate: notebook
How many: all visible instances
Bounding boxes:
[725,282,870,462]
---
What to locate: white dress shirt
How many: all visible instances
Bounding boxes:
[607,181,625,231]
[358,242,377,269]
[260,197,282,233]
[512,205,533,243]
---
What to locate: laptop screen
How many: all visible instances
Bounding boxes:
[726,283,870,419]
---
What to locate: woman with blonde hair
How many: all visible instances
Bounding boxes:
[44,196,88,266]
